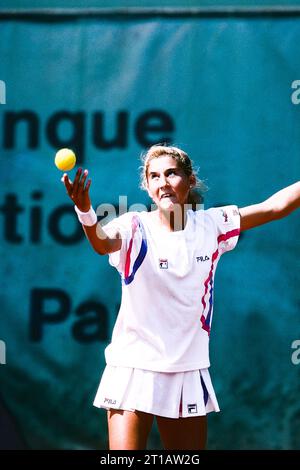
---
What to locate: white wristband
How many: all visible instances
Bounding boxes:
[74,206,97,226]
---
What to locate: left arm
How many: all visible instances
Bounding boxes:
[239,181,300,231]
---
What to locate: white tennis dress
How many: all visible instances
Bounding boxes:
[93,206,240,418]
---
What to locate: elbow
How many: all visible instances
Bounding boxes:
[93,238,119,256]
[268,205,292,221]
[94,247,108,256]
[90,240,111,256]
[94,244,111,256]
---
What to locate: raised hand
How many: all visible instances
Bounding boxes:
[62,167,91,212]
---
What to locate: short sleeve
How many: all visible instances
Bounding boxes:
[206,205,240,254]
[101,212,134,273]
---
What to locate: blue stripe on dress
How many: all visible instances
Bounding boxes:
[124,216,148,285]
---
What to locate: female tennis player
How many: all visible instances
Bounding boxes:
[62,144,300,450]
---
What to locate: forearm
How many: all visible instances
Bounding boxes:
[265,181,300,218]
[82,223,121,255]
[75,205,121,255]
[240,181,300,231]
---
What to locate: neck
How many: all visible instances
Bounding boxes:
[155,205,188,232]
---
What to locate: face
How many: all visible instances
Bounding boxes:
[146,155,195,211]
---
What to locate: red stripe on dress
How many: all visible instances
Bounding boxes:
[200,227,240,334]
[124,217,139,278]
[217,228,240,244]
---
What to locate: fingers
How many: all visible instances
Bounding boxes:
[85,179,92,191]
[61,173,72,195]
[80,169,89,189]
[74,168,90,196]
[61,168,91,202]
[72,167,83,198]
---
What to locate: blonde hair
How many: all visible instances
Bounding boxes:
[140,144,206,207]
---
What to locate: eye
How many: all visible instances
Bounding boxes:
[150,174,159,179]
[167,170,176,177]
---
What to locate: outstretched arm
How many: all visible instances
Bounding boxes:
[239,181,300,231]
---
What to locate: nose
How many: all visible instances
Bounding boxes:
[158,175,169,188]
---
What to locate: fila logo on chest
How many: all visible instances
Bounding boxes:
[196,255,210,263]
[159,259,168,269]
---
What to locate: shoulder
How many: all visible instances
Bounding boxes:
[204,205,241,244]
[190,205,240,233]
[101,211,143,239]
[103,211,140,227]
[205,205,240,222]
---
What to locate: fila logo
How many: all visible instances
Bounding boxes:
[187,403,198,414]
[196,256,210,262]
[104,398,117,405]
[159,259,168,269]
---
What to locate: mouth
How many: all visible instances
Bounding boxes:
[160,193,175,200]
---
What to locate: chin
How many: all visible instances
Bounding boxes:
[159,201,180,212]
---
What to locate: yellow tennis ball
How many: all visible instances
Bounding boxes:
[54,148,76,171]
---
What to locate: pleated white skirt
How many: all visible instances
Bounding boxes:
[93,366,220,419]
